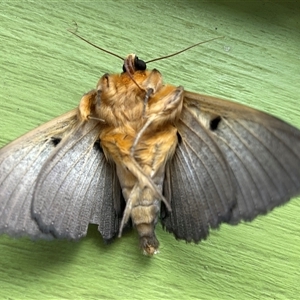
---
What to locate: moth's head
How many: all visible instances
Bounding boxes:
[122,53,147,74]
[97,53,163,102]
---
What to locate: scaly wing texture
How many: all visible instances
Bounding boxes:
[0,110,119,241]
[0,110,78,238]
[162,107,236,242]
[162,92,300,242]
[32,119,120,240]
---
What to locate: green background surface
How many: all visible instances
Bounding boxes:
[0,1,299,299]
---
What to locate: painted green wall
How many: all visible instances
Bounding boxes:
[0,1,299,299]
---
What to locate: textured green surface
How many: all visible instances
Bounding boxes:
[0,1,300,299]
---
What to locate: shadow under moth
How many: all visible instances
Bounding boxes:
[0,36,299,255]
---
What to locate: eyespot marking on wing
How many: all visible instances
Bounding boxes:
[209,116,221,131]
[51,137,62,146]
[176,131,182,144]
[93,139,104,153]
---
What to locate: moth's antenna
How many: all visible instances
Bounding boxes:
[68,25,145,91]
[146,36,224,64]
[68,25,223,92]
[67,25,124,61]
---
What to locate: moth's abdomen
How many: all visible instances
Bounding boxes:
[131,194,161,255]
[113,134,173,255]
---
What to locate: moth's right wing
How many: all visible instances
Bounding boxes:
[162,91,300,243]
[0,110,120,241]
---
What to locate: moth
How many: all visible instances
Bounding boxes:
[0,35,300,256]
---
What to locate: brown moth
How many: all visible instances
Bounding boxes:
[0,36,300,255]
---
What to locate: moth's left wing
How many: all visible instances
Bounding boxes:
[32,119,120,241]
[0,110,120,241]
[162,91,300,242]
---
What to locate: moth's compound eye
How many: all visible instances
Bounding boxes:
[134,56,146,71]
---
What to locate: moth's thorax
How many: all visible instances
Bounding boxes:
[96,69,184,162]
[96,70,164,127]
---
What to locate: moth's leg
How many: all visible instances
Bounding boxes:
[131,85,184,159]
[118,182,140,236]
[140,69,163,116]
[142,88,153,117]
[78,89,97,121]
[147,85,184,122]
[119,154,169,209]
[141,69,163,93]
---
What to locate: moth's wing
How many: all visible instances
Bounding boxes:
[89,155,122,242]
[162,91,300,242]
[0,110,120,241]
[162,104,236,242]
[0,110,78,239]
[32,119,120,241]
